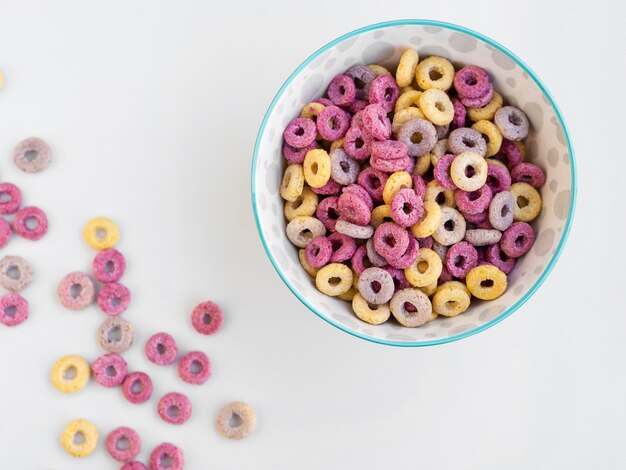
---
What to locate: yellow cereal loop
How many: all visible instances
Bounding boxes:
[352,269,359,290]
[466,265,507,300]
[438,280,471,296]
[414,153,431,176]
[83,217,120,250]
[424,180,456,208]
[338,286,358,302]
[352,293,391,325]
[395,49,419,88]
[392,107,425,134]
[411,200,442,238]
[300,102,325,119]
[367,64,391,76]
[280,164,305,202]
[394,90,422,114]
[467,91,504,122]
[303,149,331,188]
[513,140,526,159]
[284,187,318,221]
[415,56,455,91]
[420,280,438,297]
[298,249,319,277]
[472,119,503,157]
[315,263,353,297]
[51,355,90,394]
[60,419,99,458]
[432,283,471,316]
[370,204,393,228]
[330,138,344,152]
[418,88,454,125]
[382,171,413,204]
[510,182,542,222]
[0,70,4,88]
[405,248,442,287]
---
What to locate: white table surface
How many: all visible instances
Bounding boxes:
[0,1,624,468]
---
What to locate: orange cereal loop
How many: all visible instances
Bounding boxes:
[83,217,120,250]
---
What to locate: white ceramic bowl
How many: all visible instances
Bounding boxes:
[251,20,576,346]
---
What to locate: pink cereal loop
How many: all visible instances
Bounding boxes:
[191,301,223,335]
[0,292,28,327]
[0,182,22,215]
[145,332,178,366]
[12,206,48,241]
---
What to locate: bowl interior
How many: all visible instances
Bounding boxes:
[252,21,574,346]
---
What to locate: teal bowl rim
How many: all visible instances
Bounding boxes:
[251,19,577,347]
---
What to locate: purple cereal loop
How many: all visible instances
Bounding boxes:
[366,238,388,267]
[451,98,466,129]
[92,353,127,388]
[460,83,493,108]
[397,119,437,157]
[315,98,333,107]
[178,351,211,385]
[373,222,410,260]
[305,236,332,268]
[317,105,350,141]
[283,140,319,164]
[192,301,223,335]
[57,272,95,310]
[433,154,457,190]
[357,167,388,202]
[486,243,516,274]
[93,249,126,284]
[327,74,356,107]
[12,137,52,173]
[432,240,448,261]
[486,161,512,193]
[489,190,515,231]
[416,236,433,250]
[0,292,28,326]
[145,332,178,365]
[387,236,419,269]
[97,282,131,316]
[448,127,487,157]
[368,74,399,113]
[435,123,450,140]
[311,179,342,196]
[106,426,141,463]
[315,196,340,231]
[404,157,416,174]
[445,241,478,278]
[342,184,373,211]
[453,65,491,99]
[501,222,535,258]
[283,117,317,148]
[511,162,546,188]
[150,443,184,470]
[358,267,395,305]
[382,266,410,291]
[370,140,409,160]
[328,232,357,263]
[412,174,427,199]
[122,371,153,404]
[494,106,530,140]
[97,316,134,353]
[334,220,374,239]
[390,188,424,227]
[462,210,489,225]
[351,244,372,276]
[464,229,502,246]
[13,206,48,240]
[343,126,372,160]
[338,192,371,225]
[362,104,392,141]
[157,392,192,425]
[347,99,368,113]
[494,139,523,169]
[330,148,359,185]
[0,182,22,214]
[0,218,12,249]
[370,154,412,173]
[455,184,493,215]
[345,65,377,100]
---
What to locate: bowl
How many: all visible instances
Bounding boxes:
[251,19,576,347]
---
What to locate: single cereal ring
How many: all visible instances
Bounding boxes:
[83,217,120,250]
[404,248,442,287]
[430,139,449,166]
[511,162,546,188]
[370,153,412,173]
[358,267,395,305]
[60,419,98,458]
[370,204,393,228]
[280,164,304,202]
[0,182,22,214]
[382,171,412,204]
[390,287,433,327]
[158,392,192,425]
[216,401,256,440]
[466,264,507,300]
[328,232,357,263]
[338,286,358,302]
[303,149,331,188]
[327,74,356,107]
[432,239,448,261]
[145,332,178,365]
[383,265,411,291]
[421,281,439,298]
[448,127,487,157]
[465,229,502,246]
[412,173,426,198]
[485,243,516,274]
[343,183,375,211]
[13,206,48,240]
[414,153,431,176]
[122,371,153,404]
[460,84,493,108]
[494,139,524,169]
[351,245,372,276]
[0,255,33,292]
[433,154,457,190]
[13,137,52,173]
[299,248,319,277]
[316,263,353,296]
[352,293,390,325]
[365,238,388,267]
[510,182,542,222]
[433,206,466,246]
[362,104,392,140]
[283,117,317,148]
[51,355,90,394]
[390,188,424,228]
[373,222,409,260]
[0,218,11,249]
[424,180,456,208]
[471,119,503,157]
[501,222,535,258]
[368,74,399,113]
[432,283,471,317]
[97,282,131,316]
[415,56,454,91]
[392,107,425,134]
[178,351,211,385]
[450,152,488,191]
[286,216,326,248]
[451,98,467,129]
[334,220,374,239]
[453,65,490,99]
[445,241,478,278]
[455,185,493,216]
[387,236,419,269]
[305,236,332,268]
[394,90,422,113]
[397,119,437,157]
[396,49,419,87]
[0,292,28,326]
[97,316,134,353]
[284,187,318,221]
[150,443,184,470]
[57,272,95,310]
[411,200,442,238]
[486,159,512,193]
[467,91,503,122]
[93,249,126,284]
[300,101,325,120]
[317,105,350,141]
[343,125,372,160]
[367,64,391,76]
[330,148,359,185]
[92,353,127,388]
[106,426,141,463]
[419,88,454,125]
[357,167,387,203]
[489,190,515,231]
[345,65,377,100]
[338,192,371,225]
[494,106,530,140]
[283,140,319,164]
[371,140,410,162]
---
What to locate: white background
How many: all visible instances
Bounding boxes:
[0,1,624,469]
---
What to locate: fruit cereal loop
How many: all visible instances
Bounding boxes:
[382,266,411,291]
[345,65,377,100]
[145,332,178,364]
[494,106,530,140]
[338,192,371,225]
[158,392,192,425]
[467,91,503,122]
[451,98,467,129]
[305,236,332,269]
[284,187,318,221]
[489,191,515,231]
[433,154,457,190]
[381,171,412,205]
[97,282,131,316]
[432,283,471,316]
[283,140,319,164]
[299,248,319,277]
[315,196,340,231]
[57,272,95,310]
[13,137,52,173]
[390,288,433,327]
[335,220,374,239]
[280,164,304,202]
[445,241,478,278]
[367,64,391,76]
[485,243,516,274]
[343,126,372,160]
[404,248,442,287]
[430,139,449,166]
[0,255,33,292]
[362,104,392,141]
[511,162,546,188]
[371,154,412,173]
[433,206,466,246]
[455,185,493,215]
[300,101,325,120]
[0,182,22,214]
[387,236,419,270]
[501,222,535,258]
[371,140,410,164]
[397,119,437,157]
[351,245,372,276]
[303,149,331,188]
[352,293,391,325]
[216,401,257,440]
[13,206,48,240]
[392,107,425,134]
[450,152,488,191]
[412,173,427,198]
[121,462,148,470]
[150,443,184,470]
[122,372,153,404]
[178,351,211,385]
[342,184,374,211]
[286,216,326,248]
[453,65,491,99]
[50,355,90,393]
[368,74,399,113]
[357,267,395,305]
[92,353,127,388]
[358,167,388,202]
[330,148,359,185]
[495,139,524,169]
[448,127,487,157]
[414,152,431,176]
[486,159,512,193]
[60,419,98,458]
[327,74,356,107]
[93,248,126,284]
[415,56,455,91]
[97,316,134,353]
[83,217,120,250]
[471,119,503,157]
[338,286,358,302]
[317,105,350,141]
[465,229,502,246]
[0,219,11,249]
[411,200,442,238]
[106,426,141,463]
[328,232,357,263]
[394,90,422,113]
[370,204,393,228]
[418,88,454,125]
[460,84,493,108]
[365,238,386,267]
[390,188,424,227]
[510,182,542,222]
[315,263,353,296]
[466,264,507,300]
[283,117,317,148]
[373,222,409,260]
